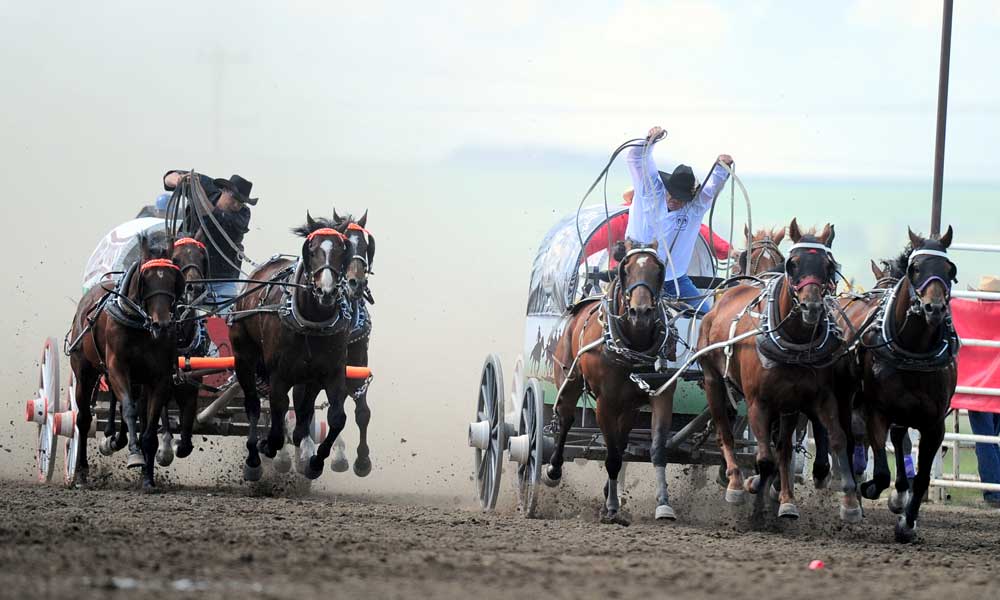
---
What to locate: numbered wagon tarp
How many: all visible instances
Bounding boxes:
[81,218,166,293]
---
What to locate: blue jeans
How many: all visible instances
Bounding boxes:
[207,281,239,314]
[664,275,711,314]
[968,410,1000,502]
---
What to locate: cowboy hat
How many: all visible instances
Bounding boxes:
[977,275,1000,292]
[213,174,258,206]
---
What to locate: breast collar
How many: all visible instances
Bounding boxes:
[277,260,351,337]
[105,263,151,330]
[755,274,843,368]
[869,277,958,372]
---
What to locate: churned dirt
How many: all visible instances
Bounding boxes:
[2,470,998,600]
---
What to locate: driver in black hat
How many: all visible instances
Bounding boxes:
[163,170,257,308]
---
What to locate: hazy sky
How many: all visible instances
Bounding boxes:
[2,0,999,180]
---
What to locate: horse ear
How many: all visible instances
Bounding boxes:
[939,225,953,249]
[649,239,658,250]
[307,211,317,229]
[332,207,341,223]
[613,240,627,262]
[139,233,150,260]
[772,227,785,244]
[358,209,368,229]
[820,223,835,247]
[366,232,376,270]
[908,227,923,248]
[788,218,802,243]
[870,259,885,280]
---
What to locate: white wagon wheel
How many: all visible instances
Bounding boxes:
[509,377,545,518]
[58,371,80,485]
[468,354,506,511]
[26,338,59,483]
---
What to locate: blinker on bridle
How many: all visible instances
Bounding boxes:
[304,228,348,296]
[784,242,836,295]
[907,248,957,295]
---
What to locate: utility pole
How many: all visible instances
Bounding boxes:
[930,0,953,237]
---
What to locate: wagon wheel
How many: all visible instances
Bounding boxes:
[27,338,59,483]
[509,377,545,518]
[468,354,506,511]
[60,371,80,485]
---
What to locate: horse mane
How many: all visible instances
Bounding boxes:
[291,216,338,238]
[137,232,171,260]
[879,246,911,280]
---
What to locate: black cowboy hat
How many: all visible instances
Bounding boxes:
[212,174,258,206]
[658,165,697,203]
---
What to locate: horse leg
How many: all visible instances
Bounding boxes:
[895,421,945,543]
[650,388,676,521]
[155,404,174,467]
[597,401,628,525]
[888,425,911,514]
[702,361,744,503]
[775,412,800,518]
[233,351,263,482]
[260,377,289,459]
[105,361,144,469]
[73,364,98,486]
[815,392,862,523]
[304,375,349,480]
[745,398,776,500]
[98,382,120,456]
[544,372,583,486]
[860,411,891,500]
[174,383,197,459]
[140,381,169,489]
[291,382,321,474]
[351,380,373,477]
[810,417,831,488]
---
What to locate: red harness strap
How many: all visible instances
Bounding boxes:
[174,237,207,251]
[140,258,181,273]
[791,275,824,291]
[306,228,346,242]
[346,223,372,237]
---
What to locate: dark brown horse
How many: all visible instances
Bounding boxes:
[298,209,376,477]
[699,219,861,522]
[68,234,185,488]
[155,236,212,466]
[837,228,958,542]
[546,240,677,523]
[229,213,352,481]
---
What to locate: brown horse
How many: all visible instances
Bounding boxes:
[731,226,785,277]
[836,228,958,542]
[68,234,185,488]
[546,240,678,523]
[699,219,861,522]
[297,210,377,477]
[229,213,352,481]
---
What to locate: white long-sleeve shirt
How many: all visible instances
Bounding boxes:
[623,142,730,282]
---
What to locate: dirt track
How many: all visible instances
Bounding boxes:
[1,474,998,600]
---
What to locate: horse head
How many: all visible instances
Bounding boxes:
[294,212,350,308]
[171,236,210,305]
[906,226,956,327]
[618,239,665,333]
[333,208,375,301]
[786,218,837,325]
[733,225,785,276]
[136,233,183,341]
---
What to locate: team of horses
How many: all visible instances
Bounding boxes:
[66,210,376,490]
[547,219,958,542]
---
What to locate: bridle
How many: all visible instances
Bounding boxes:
[138,258,182,305]
[303,228,348,299]
[173,238,208,301]
[615,247,665,310]
[783,241,837,308]
[345,223,374,275]
[737,236,783,275]
[904,247,957,316]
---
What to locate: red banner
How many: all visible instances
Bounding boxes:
[951,298,1000,413]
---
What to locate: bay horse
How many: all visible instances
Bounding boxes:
[296,209,377,477]
[837,227,958,542]
[229,213,352,481]
[546,240,677,523]
[154,236,212,466]
[731,226,785,277]
[698,219,861,522]
[68,234,185,488]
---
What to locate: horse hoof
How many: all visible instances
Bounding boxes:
[778,503,800,519]
[353,456,372,478]
[174,439,193,459]
[894,516,917,543]
[243,462,263,482]
[745,475,760,494]
[304,457,324,480]
[600,511,630,526]
[542,466,561,488]
[155,445,174,468]
[724,487,746,505]
[73,469,89,489]
[813,472,832,490]
[258,439,278,460]
[126,452,145,469]
[655,504,677,521]
[840,504,863,524]
[272,450,292,474]
[331,458,350,473]
[98,437,117,457]
[141,480,157,494]
[860,480,882,500]
[888,490,910,515]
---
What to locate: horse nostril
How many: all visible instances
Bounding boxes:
[348,278,359,289]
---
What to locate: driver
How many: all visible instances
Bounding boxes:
[624,126,733,314]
